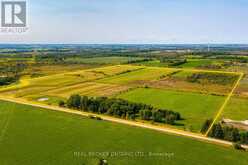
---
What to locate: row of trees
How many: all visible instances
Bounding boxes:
[159,58,187,66]
[126,58,151,64]
[64,95,181,125]
[201,120,248,144]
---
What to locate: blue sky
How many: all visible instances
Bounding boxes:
[1,0,248,44]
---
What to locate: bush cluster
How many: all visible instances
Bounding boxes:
[0,77,17,86]
[205,123,248,144]
[187,73,238,85]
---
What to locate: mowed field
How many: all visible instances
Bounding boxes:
[0,101,248,165]
[117,88,225,132]
[222,97,248,120]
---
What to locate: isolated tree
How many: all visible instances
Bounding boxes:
[58,100,65,107]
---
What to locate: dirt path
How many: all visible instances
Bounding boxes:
[0,96,247,150]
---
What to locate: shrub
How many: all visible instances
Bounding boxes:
[58,100,65,107]
[233,143,245,151]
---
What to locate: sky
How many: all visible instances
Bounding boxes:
[0,0,248,44]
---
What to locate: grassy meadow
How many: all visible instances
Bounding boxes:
[179,59,213,68]
[65,56,145,64]
[134,59,221,69]
[0,100,248,165]
[222,97,248,121]
[118,88,225,132]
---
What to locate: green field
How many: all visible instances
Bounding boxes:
[65,56,145,64]
[118,88,225,132]
[0,100,248,165]
[179,59,214,68]
[222,97,248,120]
[134,60,168,67]
[134,59,218,68]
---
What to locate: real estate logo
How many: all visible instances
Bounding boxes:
[0,0,28,33]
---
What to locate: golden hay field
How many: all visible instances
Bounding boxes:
[0,64,239,102]
[0,65,141,99]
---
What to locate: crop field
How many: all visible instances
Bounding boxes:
[45,82,131,98]
[0,100,248,165]
[0,64,243,133]
[24,64,97,77]
[86,65,143,76]
[0,65,141,98]
[98,67,177,85]
[117,88,225,132]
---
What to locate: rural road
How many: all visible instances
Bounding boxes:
[0,96,247,150]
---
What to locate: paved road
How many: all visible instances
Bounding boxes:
[0,96,247,150]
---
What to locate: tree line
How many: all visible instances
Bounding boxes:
[201,120,248,145]
[159,58,187,66]
[62,95,181,125]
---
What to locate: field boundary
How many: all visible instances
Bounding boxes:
[205,72,244,136]
[0,65,244,138]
